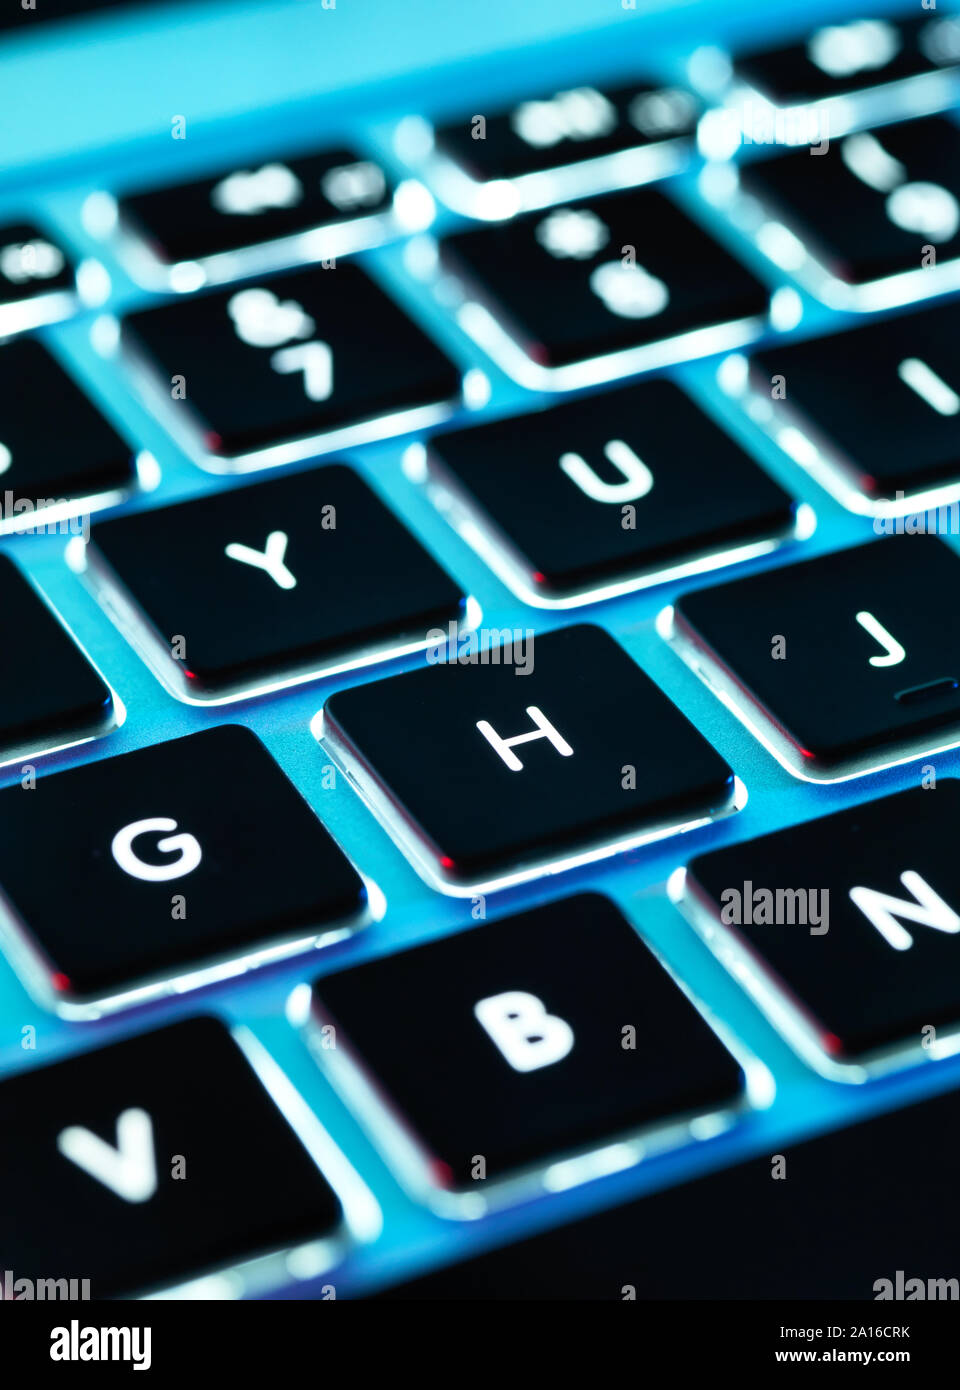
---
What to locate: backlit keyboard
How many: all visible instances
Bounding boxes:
[3,0,960,1317]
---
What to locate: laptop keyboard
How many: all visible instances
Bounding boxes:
[5,0,960,1301]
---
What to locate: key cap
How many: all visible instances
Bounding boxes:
[0,553,114,758]
[672,534,960,777]
[87,465,466,699]
[426,378,799,603]
[428,82,698,215]
[0,221,76,335]
[320,623,736,891]
[0,337,137,519]
[739,116,960,301]
[375,1079,960,1297]
[0,1016,345,1298]
[120,263,463,468]
[734,12,960,108]
[440,188,769,387]
[110,146,400,289]
[682,780,960,1069]
[750,300,960,504]
[310,893,746,1208]
[0,725,366,1011]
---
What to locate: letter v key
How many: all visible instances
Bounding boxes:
[57,1107,158,1203]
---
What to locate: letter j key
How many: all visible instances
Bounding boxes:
[670,535,960,780]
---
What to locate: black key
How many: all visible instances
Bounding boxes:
[0,337,136,515]
[752,301,960,501]
[432,81,697,200]
[440,188,769,380]
[89,465,465,697]
[0,725,366,1011]
[0,553,113,756]
[115,146,395,286]
[734,13,960,107]
[375,1080,960,1298]
[0,221,75,334]
[740,116,960,288]
[428,378,798,602]
[311,893,746,1205]
[684,781,960,1067]
[121,264,462,466]
[0,1017,344,1298]
[321,623,736,889]
[673,535,960,776]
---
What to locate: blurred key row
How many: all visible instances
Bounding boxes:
[14,110,960,323]
[5,265,960,518]
[4,141,960,518]
[4,91,960,420]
